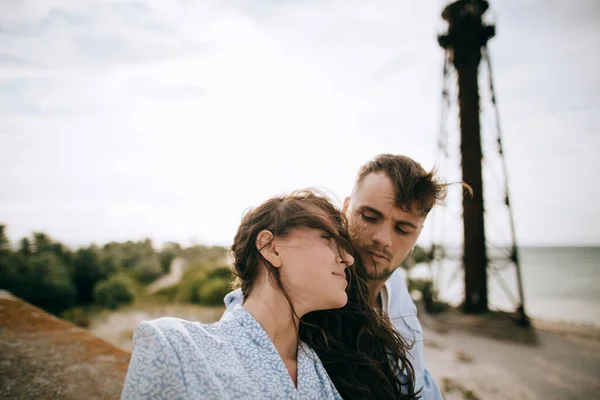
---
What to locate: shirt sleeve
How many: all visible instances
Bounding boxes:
[121,321,189,400]
[421,367,444,400]
[223,288,244,314]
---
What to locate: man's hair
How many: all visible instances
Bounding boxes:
[355,154,447,215]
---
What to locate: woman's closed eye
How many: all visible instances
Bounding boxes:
[320,233,333,241]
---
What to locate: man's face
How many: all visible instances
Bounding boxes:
[343,171,425,282]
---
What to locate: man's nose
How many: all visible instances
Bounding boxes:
[372,227,392,248]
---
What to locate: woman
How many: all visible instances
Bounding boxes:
[121,190,416,399]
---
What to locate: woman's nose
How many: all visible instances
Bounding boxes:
[340,250,354,266]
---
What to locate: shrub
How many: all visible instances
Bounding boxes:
[206,265,233,280]
[153,285,178,302]
[61,306,92,328]
[196,277,232,305]
[174,268,208,303]
[94,275,135,310]
[173,264,232,305]
[134,257,163,284]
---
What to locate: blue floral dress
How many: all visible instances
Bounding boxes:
[121,304,343,399]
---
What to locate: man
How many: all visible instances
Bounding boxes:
[341,154,445,399]
[225,154,446,399]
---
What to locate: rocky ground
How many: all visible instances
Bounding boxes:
[0,291,130,399]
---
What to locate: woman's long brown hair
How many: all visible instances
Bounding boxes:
[230,189,417,399]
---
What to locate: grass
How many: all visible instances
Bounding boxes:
[441,377,481,400]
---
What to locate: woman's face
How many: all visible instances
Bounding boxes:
[275,224,354,314]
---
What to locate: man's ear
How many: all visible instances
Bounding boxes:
[342,196,351,214]
[256,230,281,267]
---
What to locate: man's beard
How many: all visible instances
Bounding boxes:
[357,244,396,282]
[363,258,395,282]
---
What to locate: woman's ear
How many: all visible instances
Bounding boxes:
[256,230,282,267]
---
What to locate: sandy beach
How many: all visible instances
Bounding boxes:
[420,309,600,399]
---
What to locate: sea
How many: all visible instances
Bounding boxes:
[409,247,600,327]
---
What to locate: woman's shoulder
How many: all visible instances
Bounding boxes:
[132,315,238,354]
[133,316,200,339]
[123,316,243,399]
[135,316,220,339]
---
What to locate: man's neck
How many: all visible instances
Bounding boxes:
[369,279,387,305]
[243,287,299,361]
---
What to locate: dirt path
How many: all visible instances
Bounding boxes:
[146,257,187,295]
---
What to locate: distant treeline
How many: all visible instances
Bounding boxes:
[0,223,434,324]
[0,224,230,319]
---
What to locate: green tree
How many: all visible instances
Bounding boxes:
[0,224,9,252]
[174,266,208,303]
[0,223,10,260]
[119,241,141,269]
[72,245,110,304]
[134,256,163,284]
[0,229,76,314]
[19,237,31,255]
[19,252,77,314]
[173,264,232,305]
[102,242,123,271]
[101,252,120,274]
[94,275,135,310]
[402,245,429,269]
[196,277,231,305]
[0,224,15,291]
[181,244,227,266]
[32,232,53,253]
[119,239,155,270]
[159,242,180,274]
[412,245,428,264]
[29,232,73,270]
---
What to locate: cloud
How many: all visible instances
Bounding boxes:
[0,0,598,246]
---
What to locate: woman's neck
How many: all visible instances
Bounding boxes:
[243,287,300,361]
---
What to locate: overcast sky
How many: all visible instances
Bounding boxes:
[1,0,598,248]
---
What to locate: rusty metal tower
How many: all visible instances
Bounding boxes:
[431,0,529,325]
